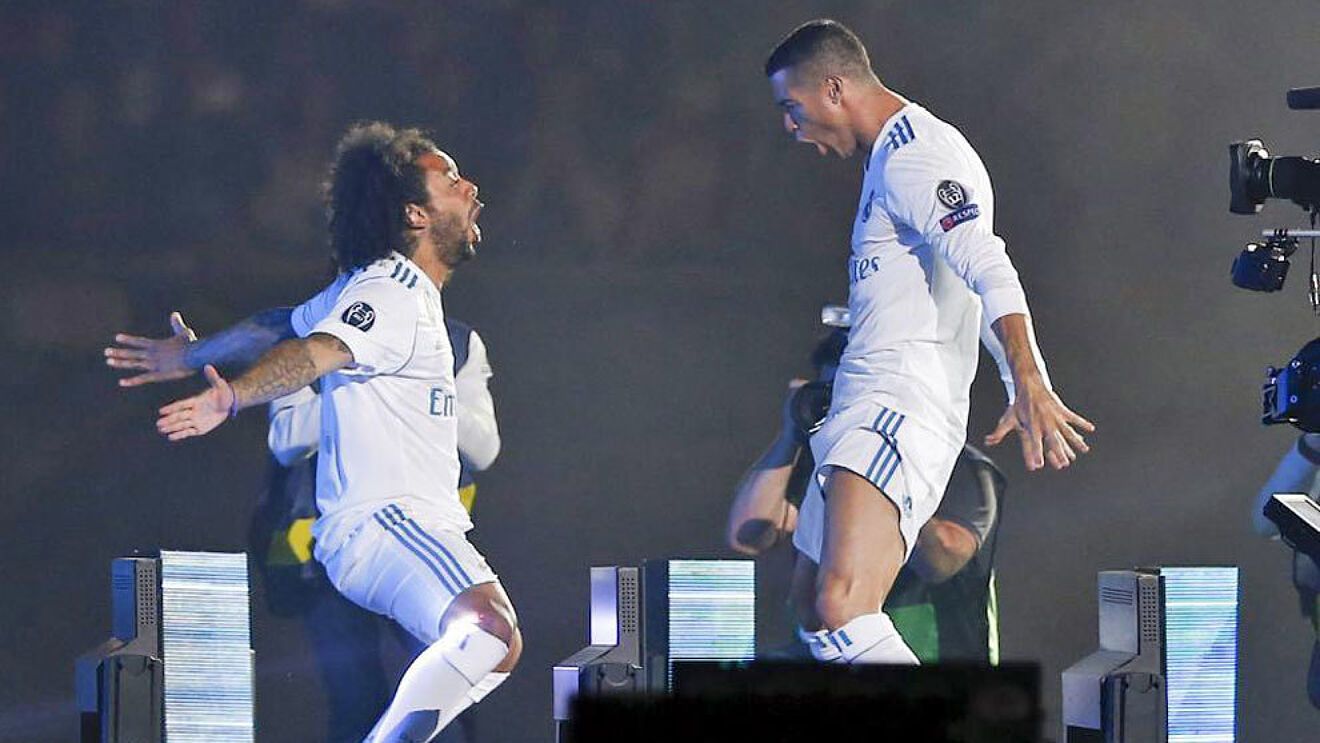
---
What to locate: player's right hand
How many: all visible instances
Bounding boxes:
[104,311,197,387]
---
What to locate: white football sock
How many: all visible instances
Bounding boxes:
[365,624,509,742]
[468,671,510,703]
[797,625,843,662]
[827,612,919,665]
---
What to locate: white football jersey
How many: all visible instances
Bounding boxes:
[290,251,467,553]
[832,101,1030,446]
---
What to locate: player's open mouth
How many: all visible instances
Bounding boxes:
[471,201,483,243]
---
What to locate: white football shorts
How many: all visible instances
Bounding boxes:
[318,503,499,645]
[793,401,960,563]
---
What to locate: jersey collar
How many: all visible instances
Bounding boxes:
[391,251,442,294]
[865,100,917,173]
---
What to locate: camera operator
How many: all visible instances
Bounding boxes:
[728,329,1005,663]
[1254,433,1320,708]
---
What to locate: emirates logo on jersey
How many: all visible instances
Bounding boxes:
[341,301,376,331]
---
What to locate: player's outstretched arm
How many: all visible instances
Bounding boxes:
[983,314,1094,471]
[106,308,295,387]
[156,333,352,442]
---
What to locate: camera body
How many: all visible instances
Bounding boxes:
[1232,90,1320,431]
[1263,339,1320,431]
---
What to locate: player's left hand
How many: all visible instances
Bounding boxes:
[983,379,1094,471]
[105,311,198,387]
[156,365,235,442]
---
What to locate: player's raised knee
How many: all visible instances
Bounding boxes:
[815,570,871,630]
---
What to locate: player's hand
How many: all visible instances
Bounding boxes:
[983,378,1094,471]
[156,365,235,442]
[780,378,809,434]
[105,311,197,387]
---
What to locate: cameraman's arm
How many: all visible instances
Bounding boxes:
[727,380,809,555]
[1254,433,1320,537]
[727,430,800,555]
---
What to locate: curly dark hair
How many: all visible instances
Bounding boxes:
[324,121,440,272]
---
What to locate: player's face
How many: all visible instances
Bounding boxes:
[769,68,853,158]
[417,151,483,264]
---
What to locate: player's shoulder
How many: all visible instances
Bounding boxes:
[874,103,972,174]
[346,254,425,293]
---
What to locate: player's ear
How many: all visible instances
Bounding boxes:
[825,76,843,105]
[404,202,427,230]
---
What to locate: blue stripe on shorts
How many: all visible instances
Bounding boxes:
[385,505,474,590]
[374,511,460,596]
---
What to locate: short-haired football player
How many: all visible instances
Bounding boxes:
[764,20,1094,664]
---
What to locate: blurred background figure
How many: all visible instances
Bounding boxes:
[1254,432,1320,709]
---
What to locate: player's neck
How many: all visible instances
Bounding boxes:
[854,86,907,153]
[409,244,453,288]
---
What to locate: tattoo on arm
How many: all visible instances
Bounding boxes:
[185,307,296,370]
[230,335,346,410]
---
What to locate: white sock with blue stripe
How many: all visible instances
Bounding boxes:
[365,623,509,742]
[828,612,918,665]
[798,625,843,662]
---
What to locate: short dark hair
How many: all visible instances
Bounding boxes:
[764,19,874,82]
[324,121,440,272]
[811,327,849,373]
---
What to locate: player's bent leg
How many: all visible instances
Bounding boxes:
[815,466,917,665]
[365,582,520,743]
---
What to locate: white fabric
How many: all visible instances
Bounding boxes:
[793,401,958,563]
[834,101,1039,447]
[321,504,499,646]
[289,252,468,552]
[267,385,319,466]
[468,671,510,704]
[798,626,842,662]
[266,327,500,473]
[365,624,509,743]
[453,331,501,471]
[828,611,918,665]
[1254,437,1320,537]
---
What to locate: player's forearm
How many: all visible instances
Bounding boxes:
[231,334,351,413]
[184,307,296,370]
[990,313,1048,389]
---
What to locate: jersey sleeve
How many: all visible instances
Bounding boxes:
[454,329,501,471]
[267,385,320,467]
[307,276,420,376]
[291,275,348,338]
[884,144,1029,325]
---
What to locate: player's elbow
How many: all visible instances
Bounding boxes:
[460,431,501,472]
[911,521,977,584]
[727,517,781,556]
